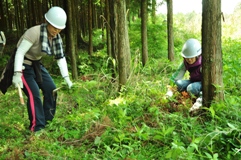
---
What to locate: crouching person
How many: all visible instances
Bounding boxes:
[165,38,202,112]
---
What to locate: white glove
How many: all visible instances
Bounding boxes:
[12,72,23,88]
[165,89,173,98]
[64,77,73,89]
[165,85,174,98]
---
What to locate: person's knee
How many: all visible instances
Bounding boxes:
[175,80,184,91]
[175,80,182,86]
[186,85,193,94]
[187,84,200,96]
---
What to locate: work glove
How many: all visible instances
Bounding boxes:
[165,85,174,98]
[165,89,173,98]
[64,76,73,89]
[12,72,23,88]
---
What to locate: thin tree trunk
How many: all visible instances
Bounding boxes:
[65,0,78,79]
[88,0,93,56]
[5,0,12,31]
[124,2,131,78]
[105,0,111,57]
[0,0,6,30]
[151,0,156,24]
[141,0,148,66]
[109,0,118,82]
[109,0,117,61]
[167,0,174,61]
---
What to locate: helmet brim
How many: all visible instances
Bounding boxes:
[181,52,201,58]
[45,14,66,30]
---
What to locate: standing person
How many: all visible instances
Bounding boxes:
[165,38,202,111]
[0,30,6,55]
[12,6,73,132]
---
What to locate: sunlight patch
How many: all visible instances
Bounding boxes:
[109,97,125,106]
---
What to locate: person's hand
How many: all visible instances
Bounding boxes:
[165,85,174,98]
[64,77,73,89]
[12,72,23,88]
[165,89,173,98]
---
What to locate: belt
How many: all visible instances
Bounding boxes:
[23,59,32,65]
[24,57,43,84]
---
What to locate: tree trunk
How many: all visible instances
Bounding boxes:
[116,0,130,90]
[88,0,93,56]
[109,0,118,81]
[124,2,131,78]
[151,0,156,24]
[141,0,148,66]
[0,0,7,31]
[109,0,117,61]
[5,0,12,31]
[202,0,223,107]
[105,0,111,57]
[65,0,78,79]
[100,2,105,42]
[167,0,174,61]
[80,2,88,38]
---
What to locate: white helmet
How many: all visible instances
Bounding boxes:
[181,38,201,58]
[45,6,67,29]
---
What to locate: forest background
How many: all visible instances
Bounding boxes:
[1,0,241,159]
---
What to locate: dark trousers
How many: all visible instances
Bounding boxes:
[22,64,57,132]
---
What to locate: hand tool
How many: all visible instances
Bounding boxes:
[17,84,24,105]
[52,86,63,101]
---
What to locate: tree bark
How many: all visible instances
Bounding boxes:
[151,0,156,24]
[202,0,223,107]
[116,0,130,90]
[125,2,131,78]
[5,0,12,31]
[167,0,174,61]
[109,0,118,81]
[109,0,117,61]
[141,0,148,66]
[65,0,78,79]
[105,0,111,57]
[88,0,93,56]
[0,0,7,30]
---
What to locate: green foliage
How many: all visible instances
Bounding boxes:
[77,50,110,76]
[128,18,168,59]
[0,54,11,72]
[222,38,241,95]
